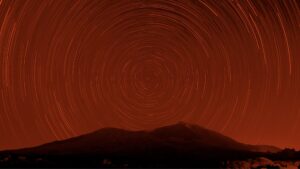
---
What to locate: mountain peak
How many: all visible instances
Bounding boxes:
[0,122,288,167]
[175,121,197,128]
[1,122,281,156]
[150,122,235,144]
[151,122,199,139]
[156,121,204,131]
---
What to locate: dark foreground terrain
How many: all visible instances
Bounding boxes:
[0,122,299,168]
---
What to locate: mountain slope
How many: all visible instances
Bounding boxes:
[8,122,280,155]
[0,122,281,167]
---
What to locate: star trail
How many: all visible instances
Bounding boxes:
[0,0,300,150]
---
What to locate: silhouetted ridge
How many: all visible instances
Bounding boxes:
[4,122,280,155]
[0,123,282,167]
[151,122,245,149]
[151,122,202,139]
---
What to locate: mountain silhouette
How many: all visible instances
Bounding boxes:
[0,122,281,167]
[150,122,280,153]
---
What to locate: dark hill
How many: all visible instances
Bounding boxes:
[0,122,281,167]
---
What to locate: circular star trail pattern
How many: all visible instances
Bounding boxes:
[0,0,300,150]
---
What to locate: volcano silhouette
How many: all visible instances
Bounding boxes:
[0,122,281,167]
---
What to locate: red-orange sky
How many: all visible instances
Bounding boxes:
[0,0,300,150]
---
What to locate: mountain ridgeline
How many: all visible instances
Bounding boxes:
[0,122,291,168]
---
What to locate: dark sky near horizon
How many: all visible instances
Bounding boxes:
[0,0,300,150]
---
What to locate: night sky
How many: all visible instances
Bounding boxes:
[0,0,300,150]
